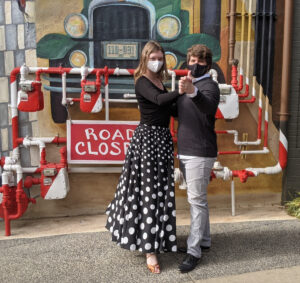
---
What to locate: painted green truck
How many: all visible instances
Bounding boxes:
[37,0,222,123]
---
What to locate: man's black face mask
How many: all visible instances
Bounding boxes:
[187,63,208,78]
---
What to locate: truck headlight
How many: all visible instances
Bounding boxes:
[165,52,178,69]
[69,50,87,67]
[157,15,181,40]
[64,13,88,38]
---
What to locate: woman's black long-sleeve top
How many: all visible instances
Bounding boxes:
[135,76,180,128]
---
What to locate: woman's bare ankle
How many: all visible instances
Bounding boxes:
[146,253,158,265]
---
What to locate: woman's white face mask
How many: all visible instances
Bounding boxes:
[147,60,163,73]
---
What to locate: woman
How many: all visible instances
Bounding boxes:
[105,40,181,274]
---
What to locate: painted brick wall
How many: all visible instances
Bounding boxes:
[0,0,37,167]
[283,1,300,201]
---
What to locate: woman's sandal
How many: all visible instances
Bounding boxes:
[146,254,161,274]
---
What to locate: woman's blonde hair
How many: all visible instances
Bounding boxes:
[134,40,168,82]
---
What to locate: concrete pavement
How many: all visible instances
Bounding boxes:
[191,265,300,283]
[1,192,300,283]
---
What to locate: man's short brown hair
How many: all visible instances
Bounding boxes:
[187,44,213,69]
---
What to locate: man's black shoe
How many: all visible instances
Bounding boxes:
[178,246,210,253]
[178,253,201,273]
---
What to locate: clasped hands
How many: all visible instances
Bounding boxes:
[178,71,195,95]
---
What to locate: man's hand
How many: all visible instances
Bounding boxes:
[179,72,195,94]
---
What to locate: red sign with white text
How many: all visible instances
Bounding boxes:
[67,120,139,164]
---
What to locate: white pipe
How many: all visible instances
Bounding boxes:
[20,64,29,83]
[239,147,269,155]
[4,156,18,165]
[61,72,67,106]
[167,70,176,91]
[246,163,282,176]
[80,65,89,79]
[209,69,218,82]
[4,164,23,183]
[1,171,9,185]
[109,99,137,103]
[245,0,253,83]
[231,180,235,216]
[113,67,132,76]
[212,167,232,181]
[22,137,60,143]
[22,167,39,173]
[226,130,261,146]
[10,72,19,161]
[105,84,109,120]
[23,137,46,158]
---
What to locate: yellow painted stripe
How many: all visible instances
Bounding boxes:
[181,0,196,34]
[193,0,200,34]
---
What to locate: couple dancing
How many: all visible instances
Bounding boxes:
[105,40,220,274]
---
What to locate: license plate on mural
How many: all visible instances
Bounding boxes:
[103,42,138,60]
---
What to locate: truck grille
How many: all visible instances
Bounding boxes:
[93,4,150,68]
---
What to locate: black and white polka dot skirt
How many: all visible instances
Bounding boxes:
[105,123,177,253]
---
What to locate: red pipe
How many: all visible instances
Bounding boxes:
[210,169,255,183]
[237,74,244,91]
[35,67,72,81]
[218,151,241,155]
[40,148,47,165]
[238,84,249,98]
[104,66,109,85]
[231,170,255,183]
[231,64,238,91]
[0,157,5,168]
[12,116,19,150]
[24,176,41,188]
[2,183,11,236]
[239,95,256,103]
[258,107,262,139]
[3,179,35,236]
[173,70,189,76]
[71,98,80,102]
[60,146,67,166]
[215,130,229,134]
[10,67,20,84]
[10,67,20,151]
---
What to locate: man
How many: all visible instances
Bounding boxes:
[177,44,220,273]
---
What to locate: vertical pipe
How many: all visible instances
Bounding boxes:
[229,0,237,64]
[266,0,276,102]
[246,0,253,81]
[104,66,109,121]
[253,0,261,83]
[264,96,269,148]
[280,0,293,203]
[239,0,253,98]
[238,0,245,91]
[10,68,21,160]
[257,84,263,139]
[1,172,11,236]
[279,0,293,122]
[259,0,267,91]
[61,72,67,106]
[231,179,235,216]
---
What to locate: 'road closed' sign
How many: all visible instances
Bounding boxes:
[67,120,139,164]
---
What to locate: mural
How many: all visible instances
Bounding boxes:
[36,0,225,123]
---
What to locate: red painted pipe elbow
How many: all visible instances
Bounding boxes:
[232,170,255,183]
